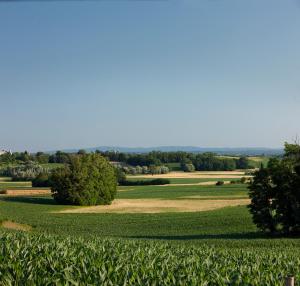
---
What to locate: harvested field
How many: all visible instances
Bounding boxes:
[1,220,32,231]
[130,171,249,179]
[58,198,250,214]
[0,189,51,196]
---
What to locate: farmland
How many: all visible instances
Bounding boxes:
[0,170,299,285]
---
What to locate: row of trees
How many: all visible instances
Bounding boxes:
[121,165,169,175]
[0,162,50,181]
[0,151,71,164]
[100,151,253,170]
[0,150,253,171]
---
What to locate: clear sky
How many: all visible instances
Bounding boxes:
[0,0,299,152]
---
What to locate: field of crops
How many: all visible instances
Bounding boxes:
[0,173,299,284]
[0,231,299,285]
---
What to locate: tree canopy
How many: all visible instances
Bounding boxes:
[248,143,300,235]
[51,153,117,206]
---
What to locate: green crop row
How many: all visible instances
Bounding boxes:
[0,231,299,285]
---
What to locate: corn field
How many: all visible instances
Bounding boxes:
[0,232,300,285]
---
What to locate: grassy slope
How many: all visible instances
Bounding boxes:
[0,183,299,249]
[117,184,248,199]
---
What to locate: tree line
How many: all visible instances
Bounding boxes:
[0,150,253,171]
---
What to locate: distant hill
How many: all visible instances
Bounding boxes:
[56,146,284,156]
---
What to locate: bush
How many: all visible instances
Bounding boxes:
[51,154,117,206]
[240,177,247,184]
[216,181,224,186]
[115,168,126,184]
[120,178,170,186]
[32,172,52,188]
[181,163,195,172]
[248,143,300,235]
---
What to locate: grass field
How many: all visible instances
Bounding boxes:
[0,173,299,284]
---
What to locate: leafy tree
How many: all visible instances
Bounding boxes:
[181,163,195,172]
[51,153,117,206]
[248,143,300,235]
[35,152,50,164]
[236,156,250,169]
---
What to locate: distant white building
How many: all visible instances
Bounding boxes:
[0,150,12,156]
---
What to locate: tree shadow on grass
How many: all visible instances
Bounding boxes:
[0,196,58,205]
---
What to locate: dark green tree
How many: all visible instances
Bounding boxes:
[248,143,300,235]
[51,153,117,206]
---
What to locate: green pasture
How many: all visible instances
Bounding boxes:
[165,162,181,171]
[0,180,32,190]
[117,184,248,199]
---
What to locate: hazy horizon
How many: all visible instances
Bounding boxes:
[1,0,299,152]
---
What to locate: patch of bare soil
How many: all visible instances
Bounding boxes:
[0,189,51,196]
[58,198,250,214]
[1,220,32,231]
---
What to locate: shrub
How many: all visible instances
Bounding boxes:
[115,168,126,184]
[216,181,224,186]
[240,177,247,184]
[32,172,52,188]
[120,178,170,186]
[51,154,117,206]
[181,163,195,172]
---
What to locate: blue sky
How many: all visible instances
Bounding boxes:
[0,0,299,152]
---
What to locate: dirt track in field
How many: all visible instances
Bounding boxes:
[58,198,250,214]
[0,220,32,231]
[0,189,51,196]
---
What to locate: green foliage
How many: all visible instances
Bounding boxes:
[120,178,170,186]
[2,162,48,181]
[236,156,250,169]
[249,143,300,235]
[121,165,169,175]
[181,163,195,172]
[51,153,117,206]
[115,168,126,184]
[216,181,224,186]
[32,172,52,187]
[0,231,300,285]
[192,153,237,171]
